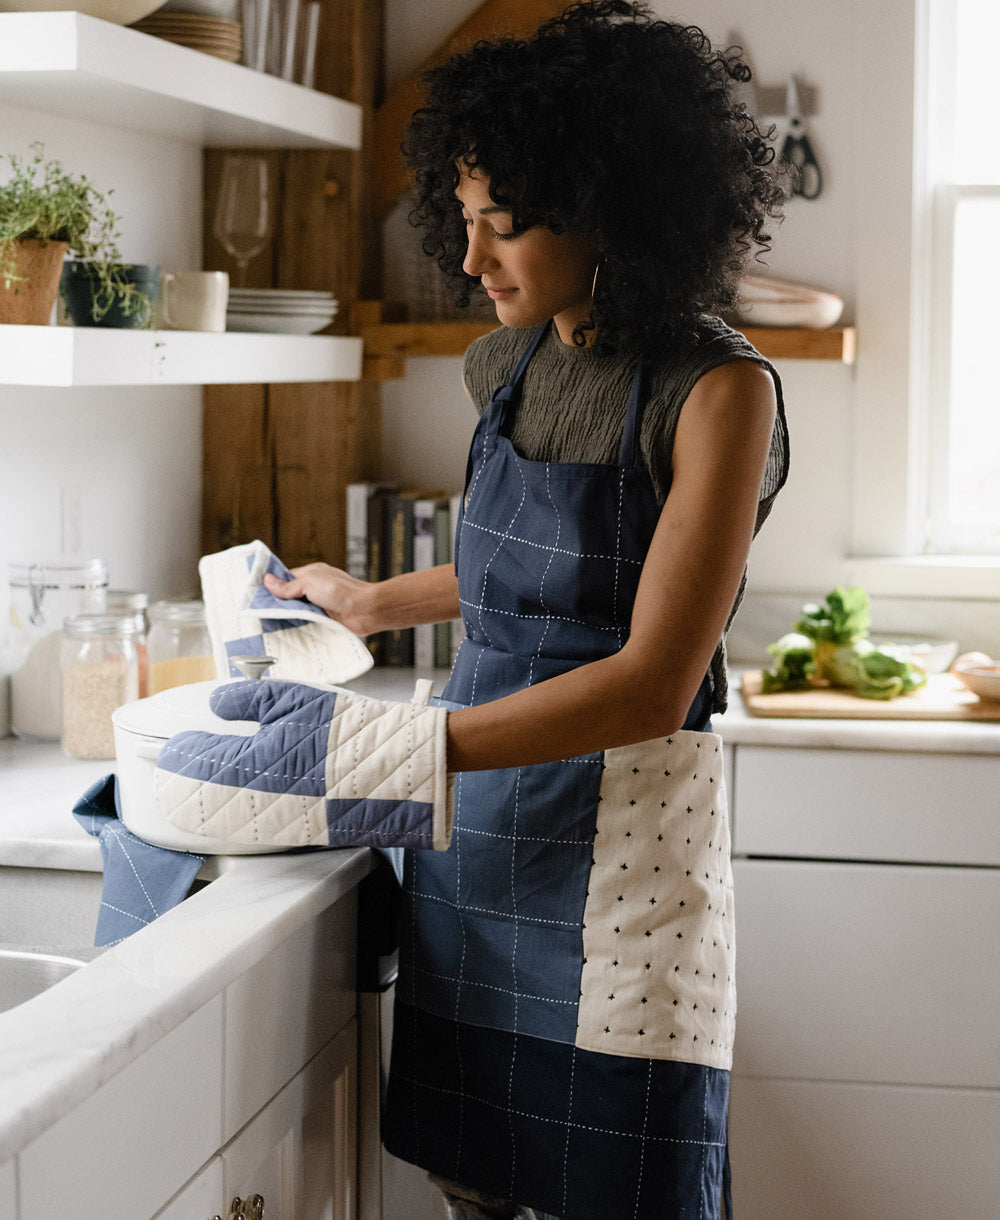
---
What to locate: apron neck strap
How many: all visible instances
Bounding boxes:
[617,357,647,468]
[486,322,551,440]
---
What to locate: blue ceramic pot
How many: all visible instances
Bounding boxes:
[60,261,160,329]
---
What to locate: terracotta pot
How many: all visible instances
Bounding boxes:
[0,238,70,325]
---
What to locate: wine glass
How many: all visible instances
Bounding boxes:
[213,155,271,287]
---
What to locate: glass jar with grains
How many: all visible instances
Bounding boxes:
[147,599,216,694]
[8,558,109,739]
[61,614,140,760]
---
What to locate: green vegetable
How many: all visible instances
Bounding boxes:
[795,586,871,644]
[823,641,926,700]
[759,587,928,700]
[761,632,815,693]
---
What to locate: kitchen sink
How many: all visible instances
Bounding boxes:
[0,947,88,1016]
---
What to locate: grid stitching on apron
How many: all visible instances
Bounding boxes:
[392,1071,726,1147]
[460,516,645,563]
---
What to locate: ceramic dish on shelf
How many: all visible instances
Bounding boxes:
[129,12,242,59]
[0,0,164,21]
[730,274,844,329]
[225,312,337,334]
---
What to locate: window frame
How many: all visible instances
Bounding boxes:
[847,0,1000,598]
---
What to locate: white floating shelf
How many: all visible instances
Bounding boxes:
[0,12,362,148]
[0,326,363,386]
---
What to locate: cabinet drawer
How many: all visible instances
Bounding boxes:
[729,1076,1000,1220]
[732,745,999,864]
[731,860,1000,1087]
[224,891,357,1139]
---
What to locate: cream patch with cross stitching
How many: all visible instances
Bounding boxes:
[575,730,736,1069]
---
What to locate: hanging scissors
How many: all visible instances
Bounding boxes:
[779,76,822,200]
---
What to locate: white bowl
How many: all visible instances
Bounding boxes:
[953,662,1000,703]
[731,274,844,329]
[0,0,167,24]
[869,633,959,674]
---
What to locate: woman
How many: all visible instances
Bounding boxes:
[252,3,785,1215]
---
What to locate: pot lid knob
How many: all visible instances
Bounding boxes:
[230,654,278,681]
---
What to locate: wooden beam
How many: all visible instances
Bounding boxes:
[371,0,567,219]
[360,317,858,369]
[202,0,384,569]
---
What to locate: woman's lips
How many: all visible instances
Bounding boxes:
[485,286,517,301]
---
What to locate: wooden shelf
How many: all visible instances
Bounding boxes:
[0,12,362,149]
[360,320,857,378]
[0,326,363,386]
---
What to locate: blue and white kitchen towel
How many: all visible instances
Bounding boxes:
[72,774,204,947]
[199,541,374,684]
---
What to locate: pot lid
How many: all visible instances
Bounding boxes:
[112,680,258,740]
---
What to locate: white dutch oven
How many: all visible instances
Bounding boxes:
[111,680,275,855]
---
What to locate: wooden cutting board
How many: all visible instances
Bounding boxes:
[740,670,1000,721]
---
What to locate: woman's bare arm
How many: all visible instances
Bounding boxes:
[264,562,460,638]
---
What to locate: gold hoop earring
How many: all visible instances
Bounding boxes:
[591,261,601,300]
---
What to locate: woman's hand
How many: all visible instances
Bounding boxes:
[264,564,379,636]
[265,562,462,639]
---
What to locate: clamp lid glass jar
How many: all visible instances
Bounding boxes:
[147,599,216,694]
[8,557,109,739]
[61,614,140,760]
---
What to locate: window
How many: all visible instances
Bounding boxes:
[925,0,1000,554]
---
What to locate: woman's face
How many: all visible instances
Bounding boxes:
[456,168,599,344]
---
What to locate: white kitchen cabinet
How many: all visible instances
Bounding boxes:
[0,1157,15,1219]
[18,996,225,1220]
[223,1021,357,1220]
[153,1157,224,1220]
[224,891,357,1140]
[727,739,1000,1220]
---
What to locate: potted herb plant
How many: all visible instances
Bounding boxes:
[0,142,154,327]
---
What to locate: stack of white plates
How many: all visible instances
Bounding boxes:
[130,13,242,61]
[226,289,339,335]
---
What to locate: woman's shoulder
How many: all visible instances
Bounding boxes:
[645,314,780,409]
[463,325,539,410]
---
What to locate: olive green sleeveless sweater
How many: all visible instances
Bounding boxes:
[462,317,789,713]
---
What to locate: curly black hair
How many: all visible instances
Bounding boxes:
[402,0,785,355]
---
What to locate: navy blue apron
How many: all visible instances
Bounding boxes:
[384,323,734,1219]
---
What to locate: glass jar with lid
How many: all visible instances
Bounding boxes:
[8,558,108,739]
[107,589,150,697]
[61,614,140,760]
[146,599,216,694]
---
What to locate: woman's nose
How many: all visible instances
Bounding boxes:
[463,227,496,277]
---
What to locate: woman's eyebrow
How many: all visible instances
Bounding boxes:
[478,204,511,216]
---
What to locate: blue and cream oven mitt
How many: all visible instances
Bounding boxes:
[153,677,453,852]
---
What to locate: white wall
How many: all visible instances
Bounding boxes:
[381,0,1000,662]
[0,102,205,633]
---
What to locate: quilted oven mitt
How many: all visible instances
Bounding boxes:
[153,678,453,852]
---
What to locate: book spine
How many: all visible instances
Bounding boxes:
[346,481,376,582]
[412,497,439,671]
[382,493,415,666]
[433,500,454,668]
[364,487,394,665]
[449,493,466,664]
